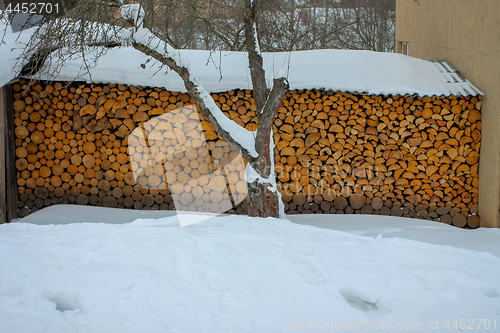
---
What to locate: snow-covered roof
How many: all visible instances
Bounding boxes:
[0,22,481,97]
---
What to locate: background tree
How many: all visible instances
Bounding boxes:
[143,0,395,52]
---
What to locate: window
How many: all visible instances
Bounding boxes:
[401,42,409,56]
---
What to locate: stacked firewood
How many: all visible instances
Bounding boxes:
[12,80,481,228]
[274,90,481,228]
[13,81,248,216]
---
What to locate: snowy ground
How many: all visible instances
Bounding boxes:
[1,206,500,332]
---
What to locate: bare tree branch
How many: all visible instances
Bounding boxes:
[243,0,267,112]
[129,34,258,164]
[254,77,289,177]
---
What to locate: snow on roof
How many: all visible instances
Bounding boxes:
[0,22,481,97]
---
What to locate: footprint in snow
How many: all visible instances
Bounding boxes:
[339,288,391,314]
[47,293,81,314]
[480,285,500,298]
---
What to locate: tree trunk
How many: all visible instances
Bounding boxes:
[245,134,281,218]
[129,3,287,219]
[247,179,279,218]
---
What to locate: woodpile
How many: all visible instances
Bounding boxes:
[275,90,481,228]
[13,80,249,217]
[12,80,482,228]
[126,106,248,213]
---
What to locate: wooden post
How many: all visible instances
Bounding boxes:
[5,85,17,222]
[0,85,18,222]
[0,86,6,223]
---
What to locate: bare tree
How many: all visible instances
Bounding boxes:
[130,1,290,217]
[2,0,289,217]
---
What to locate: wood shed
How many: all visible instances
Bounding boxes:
[0,47,483,228]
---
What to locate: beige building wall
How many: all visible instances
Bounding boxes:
[396,0,500,227]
